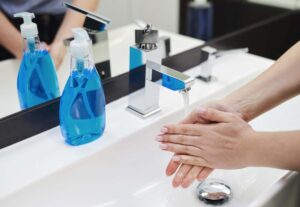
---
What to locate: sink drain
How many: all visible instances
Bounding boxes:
[196,179,232,205]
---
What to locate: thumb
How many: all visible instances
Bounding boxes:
[180,108,207,124]
[198,107,235,123]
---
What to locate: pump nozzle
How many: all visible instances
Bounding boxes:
[72,28,90,42]
[70,28,91,59]
[14,12,38,38]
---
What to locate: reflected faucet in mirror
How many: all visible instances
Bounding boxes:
[198,46,249,82]
[134,19,171,59]
[63,2,112,80]
[127,24,195,118]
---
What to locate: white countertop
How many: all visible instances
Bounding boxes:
[0,24,204,119]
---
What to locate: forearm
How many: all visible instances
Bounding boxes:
[246,131,300,171]
[53,0,99,43]
[221,42,300,121]
[0,12,23,58]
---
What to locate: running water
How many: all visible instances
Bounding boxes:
[181,90,190,117]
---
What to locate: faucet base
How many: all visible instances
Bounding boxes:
[126,106,161,119]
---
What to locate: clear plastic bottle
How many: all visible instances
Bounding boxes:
[14,12,60,109]
[59,28,106,146]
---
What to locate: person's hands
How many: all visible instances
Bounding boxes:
[162,103,243,188]
[157,107,254,182]
[49,41,66,70]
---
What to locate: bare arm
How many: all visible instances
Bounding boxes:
[50,0,100,68]
[222,41,300,121]
[0,11,23,59]
[248,131,300,170]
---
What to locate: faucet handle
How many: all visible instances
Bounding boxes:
[144,24,153,33]
[135,24,158,50]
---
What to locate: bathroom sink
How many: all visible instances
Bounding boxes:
[0,53,293,206]
[0,115,288,207]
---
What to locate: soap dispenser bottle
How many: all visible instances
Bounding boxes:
[60,28,106,146]
[14,12,60,109]
[186,0,213,41]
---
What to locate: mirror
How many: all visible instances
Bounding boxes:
[0,0,204,119]
[0,0,292,119]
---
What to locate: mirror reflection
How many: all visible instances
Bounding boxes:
[0,0,297,119]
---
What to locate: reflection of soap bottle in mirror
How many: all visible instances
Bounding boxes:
[186,0,213,41]
[60,28,106,146]
[14,12,60,109]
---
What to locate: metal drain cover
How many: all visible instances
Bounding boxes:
[196,179,232,205]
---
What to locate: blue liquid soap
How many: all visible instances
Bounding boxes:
[60,60,106,146]
[14,12,60,109]
[17,40,60,109]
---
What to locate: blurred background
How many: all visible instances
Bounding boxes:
[99,0,300,60]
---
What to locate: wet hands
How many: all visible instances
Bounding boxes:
[156,105,254,188]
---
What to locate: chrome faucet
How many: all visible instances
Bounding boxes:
[127,24,195,118]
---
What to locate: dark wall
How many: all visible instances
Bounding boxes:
[208,11,300,60]
[180,0,290,38]
[211,0,290,38]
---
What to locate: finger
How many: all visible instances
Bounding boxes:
[40,42,50,51]
[172,164,192,188]
[181,166,204,188]
[173,155,209,167]
[160,124,207,136]
[180,107,207,124]
[197,167,214,181]
[166,156,181,176]
[156,134,201,146]
[159,143,202,156]
[199,108,236,123]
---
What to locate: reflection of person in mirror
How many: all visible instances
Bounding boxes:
[155,42,300,188]
[0,0,100,69]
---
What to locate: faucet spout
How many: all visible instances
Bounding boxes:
[146,60,194,91]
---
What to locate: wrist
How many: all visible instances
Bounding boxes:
[242,131,264,167]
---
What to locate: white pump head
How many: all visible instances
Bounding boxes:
[70,28,91,59]
[14,12,38,38]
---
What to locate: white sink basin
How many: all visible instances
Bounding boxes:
[0,53,292,207]
[0,115,288,207]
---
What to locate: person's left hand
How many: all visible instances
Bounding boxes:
[49,41,66,70]
[156,107,255,171]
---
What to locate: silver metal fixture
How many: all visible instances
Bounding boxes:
[198,46,249,82]
[196,179,232,205]
[134,19,171,58]
[127,24,195,118]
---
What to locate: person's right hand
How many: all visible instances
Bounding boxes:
[49,41,66,70]
[161,102,243,188]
